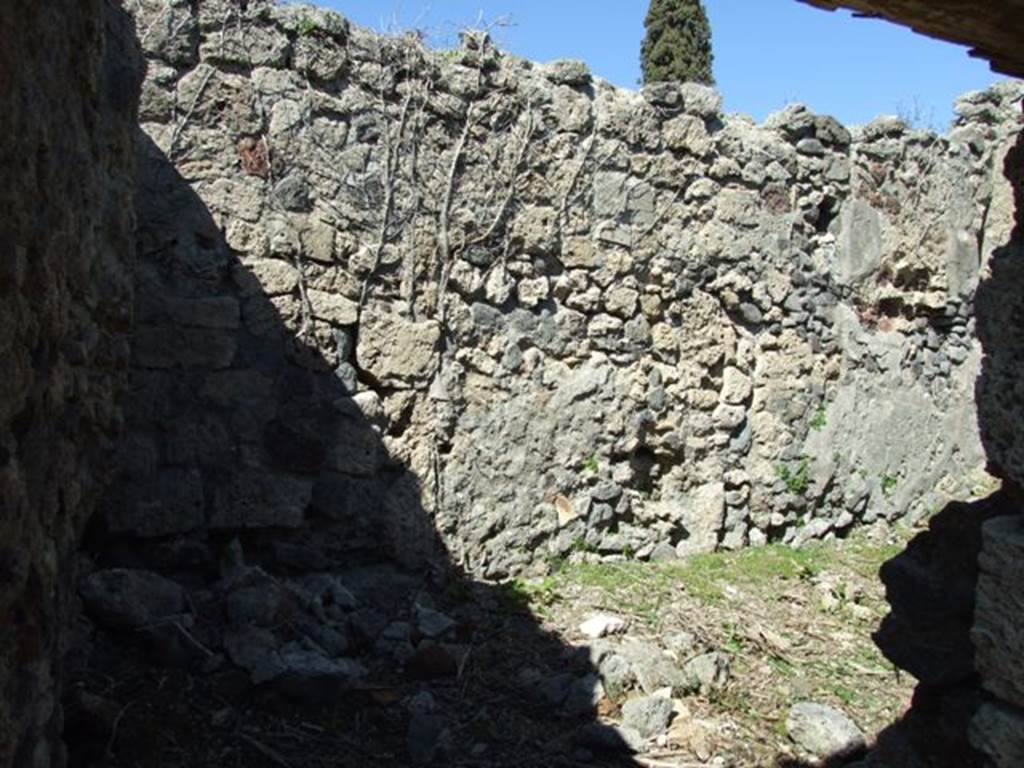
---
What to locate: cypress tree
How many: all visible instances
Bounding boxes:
[640,0,715,86]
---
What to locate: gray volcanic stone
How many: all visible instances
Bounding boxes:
[592,648,635,698]
[642,82,681,108]
[973,515,1024,708]
[415,606,456,639]
[543,59,590,86]
[679,82,722,116]
[786,702,865,759]
[111,469,206,537]
[619,641,688,695]
[273,644,367,703]
[562,673,605,717]
[225,625,366,701]
[621,695,675,739]
[210,472,313,529]
[683,651,731,694]
[408,712,447,765]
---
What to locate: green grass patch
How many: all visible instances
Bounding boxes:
[809,406,828,431]
[880,473,899,496]
[506,532,905,628]
[527,542,834,621]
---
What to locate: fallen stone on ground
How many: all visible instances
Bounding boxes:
[621,694,676,739]
[787,701,866,760]
[579,613,628,639]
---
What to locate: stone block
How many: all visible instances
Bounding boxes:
[664,114,713,155]
[679,82,722,117]
[834,199,883,286]
[199,25,291,68]
[357,309,440,387]
[675,482,726,556]
[307,289,358,326]
[561,237,601,269]
[542,59,590,86]
[200,370,273,407]
[311,473,383,521]
[720,366,753,405]
[973,515,1024,708]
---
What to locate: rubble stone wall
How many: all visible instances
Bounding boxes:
[115,0,1022,581]
[0,1,140,765]
[968,131,1024,766]
[1,1,1022,765]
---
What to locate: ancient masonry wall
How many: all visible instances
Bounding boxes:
[0,1,140,765]
[114,0,1023,582]
[1,1,1023,765]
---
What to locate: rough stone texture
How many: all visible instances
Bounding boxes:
[621,695,675,739]
[106,1,1021,584]
[786,701,866,760]
[801,1,1024,77]
[965,117,1024,768]
[875,495,1007,688]
[973,515,1024,709]
[976,246,1024,491]
[0,2,140,765]
[970,702,1024,767]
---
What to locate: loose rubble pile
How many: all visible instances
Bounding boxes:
[69,528,914,767]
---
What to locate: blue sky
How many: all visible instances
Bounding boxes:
[317,0,1005,128]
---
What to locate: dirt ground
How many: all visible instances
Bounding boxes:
[65,524,916,768]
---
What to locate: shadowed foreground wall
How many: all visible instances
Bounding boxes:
[793,3,1024,765]
[0,2,140,765]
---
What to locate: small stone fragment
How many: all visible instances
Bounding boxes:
[622,695,675,739]
[579,614,628,639]
[786,701,865,760]
[683,651,731,694]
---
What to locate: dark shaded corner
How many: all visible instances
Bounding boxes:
[60,125,638,767]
